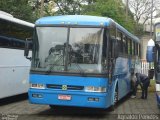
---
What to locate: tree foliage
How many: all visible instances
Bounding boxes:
[82,0,136,33]
[128,0,160,35]
[0,0,36,22]
[54,0,83,15]
[0,0,137,35]
[129,0,160,25]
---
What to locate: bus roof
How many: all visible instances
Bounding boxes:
[0,11,34,28]
[36,15,139,43]
[36,15,110,26]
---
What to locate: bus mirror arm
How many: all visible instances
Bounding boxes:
[25,56,32,61]
[24,48,32,61]
[24,39,32,61]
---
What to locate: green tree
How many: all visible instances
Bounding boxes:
[54,0,83,15]
[0,0,37,22]
[31,0,84,16]
[82,0,136,34]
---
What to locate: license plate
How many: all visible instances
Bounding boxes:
[58,95,71,100]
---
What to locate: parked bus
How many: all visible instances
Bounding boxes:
[0,11,34,99]
[25,15,141,109]
[147,18,160,108]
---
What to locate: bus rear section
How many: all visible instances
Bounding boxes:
[0,12,34,99]
[0,47,31,99]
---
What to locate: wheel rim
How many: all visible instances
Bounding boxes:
[114,90,118,104]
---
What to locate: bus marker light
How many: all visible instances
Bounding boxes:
[32,94,43,98]
[88,97,99,102]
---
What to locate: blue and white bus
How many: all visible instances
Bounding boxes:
[147,18,160,108]
[26,15,141,109]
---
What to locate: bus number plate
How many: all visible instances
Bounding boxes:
[58,95,71,100]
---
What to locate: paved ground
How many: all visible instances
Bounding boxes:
[0,92,159,120]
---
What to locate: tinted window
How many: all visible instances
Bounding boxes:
[0,19,33,49]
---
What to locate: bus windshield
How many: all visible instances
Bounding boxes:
[32,27,104,74]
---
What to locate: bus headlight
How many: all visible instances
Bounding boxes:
[85,86,106,92]
[30,83,45,89]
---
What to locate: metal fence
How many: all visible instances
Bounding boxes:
[141,59,154,75]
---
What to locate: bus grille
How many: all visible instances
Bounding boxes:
[46,84,84,90]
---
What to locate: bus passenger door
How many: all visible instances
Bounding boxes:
[108,38,120,106]
[108,38,118,83]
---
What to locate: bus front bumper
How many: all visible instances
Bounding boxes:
[28,89,110,109]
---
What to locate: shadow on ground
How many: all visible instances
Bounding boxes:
[0,93,28,106]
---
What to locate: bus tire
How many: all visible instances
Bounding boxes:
[109,104,115,111]
[110,83,118,111]
[49,105,54,109]
[49,105,62,110]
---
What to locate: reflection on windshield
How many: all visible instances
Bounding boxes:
[68,28,103,73]
[45,44,66,71]
[32,27,104,74]
[35,27,67,71]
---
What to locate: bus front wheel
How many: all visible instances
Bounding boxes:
[49,105,63,110]
[110,84,118,111]
[49,105,54,109]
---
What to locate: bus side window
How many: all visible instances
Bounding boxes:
[125,37,128,55]
[116,31,123,54]
[123,35,127,54]
[136,43,138,56]
[120,33,123,54]
[138,44,141,57]
[110,27,116,58]
[0,36,10,47]
[134,42,137,55]
[132,41,135,56]
[127,38,130,55]
[10,38,25,49]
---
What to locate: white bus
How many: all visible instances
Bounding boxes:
[0,11,34,99]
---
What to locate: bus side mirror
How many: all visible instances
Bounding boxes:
[24,38,32,60]
[146,39,155,62]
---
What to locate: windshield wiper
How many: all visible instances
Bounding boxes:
[72,61,86,76]
[45,54,64,74]
[45,50,86,76]
[69,54,86,76]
